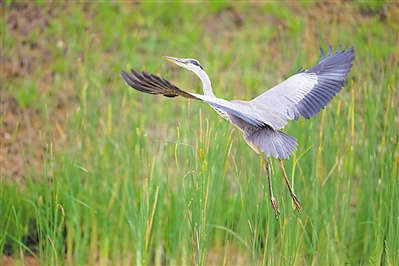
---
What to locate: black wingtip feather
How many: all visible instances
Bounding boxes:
[121,68,199,100]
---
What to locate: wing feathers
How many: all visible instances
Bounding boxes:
[252,45,354,123]
[121,69,198,100]
[121,69,283,129]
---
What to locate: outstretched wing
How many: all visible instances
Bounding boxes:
[121,69,198,100]
[121,69,284,129]
[251,45,355,120]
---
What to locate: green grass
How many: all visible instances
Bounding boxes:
[1,1,398,265]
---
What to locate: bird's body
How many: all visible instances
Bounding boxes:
[122,45,354,218]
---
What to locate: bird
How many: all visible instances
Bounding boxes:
[121,45,354,219]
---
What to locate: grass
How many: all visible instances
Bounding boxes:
[1,1,398,265]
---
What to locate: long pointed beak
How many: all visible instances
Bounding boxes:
[163,56,186,65]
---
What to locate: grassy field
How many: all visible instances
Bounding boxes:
[1,1,398,265]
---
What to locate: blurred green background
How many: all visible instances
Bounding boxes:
[1,1,398,265]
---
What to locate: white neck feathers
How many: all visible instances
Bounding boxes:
[192,68,215,98]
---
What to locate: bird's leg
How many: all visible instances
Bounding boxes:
[260,155,280,219]
[277,159,302,214]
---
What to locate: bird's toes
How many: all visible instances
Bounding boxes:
[270,197,280,220]
[292,194,302,214]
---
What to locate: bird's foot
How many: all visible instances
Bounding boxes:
[270,197,280,220]
[291,193,302,214]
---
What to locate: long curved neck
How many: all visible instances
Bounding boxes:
[193,68,216,98]
[190,66,231,120]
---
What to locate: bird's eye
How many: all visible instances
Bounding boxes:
[185,60,189,64]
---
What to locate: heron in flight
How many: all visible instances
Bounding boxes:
[121,45,354,219]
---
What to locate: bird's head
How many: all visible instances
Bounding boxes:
[163,56,204,73]
[163,56,213,95]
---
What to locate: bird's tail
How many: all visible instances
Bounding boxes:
[246,128,298,160]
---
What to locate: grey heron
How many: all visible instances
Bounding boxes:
[121,45,354,219]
